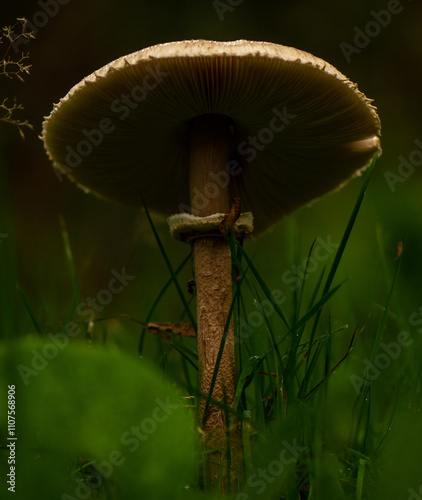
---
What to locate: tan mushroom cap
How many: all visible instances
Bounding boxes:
[42,39,380,234]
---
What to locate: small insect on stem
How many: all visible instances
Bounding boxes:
[220,197,241,236]
[187,279,196,294]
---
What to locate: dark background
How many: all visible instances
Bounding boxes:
[1,0,421,344]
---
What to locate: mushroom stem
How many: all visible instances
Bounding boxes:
[189,114,242,491]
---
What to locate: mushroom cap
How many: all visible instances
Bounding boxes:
[42,39,380,234]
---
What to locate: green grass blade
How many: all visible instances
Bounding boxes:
[248,282,287,382]
[288,265,327,391]
[59,215,82,324]
[264,281,343,361]
[367,253,402,369]
[295,239,317,320]
[233,355,263,410]
[232,241,290,330]
[140,193,196,329]
[375,227,408,331]
[321,151,379,300]
[360,386,373,454]
[354,248,402,449]
[355,458,366,500]
[227,238,287,414]
[351,259,401,455]
[15,281,43,335]
[304,325,357,400]
[138,251,192,356]
[304,151,379,379]
[166,337,198,371]
[374,388,398,456]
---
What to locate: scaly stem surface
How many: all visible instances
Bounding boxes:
[189,114,242,492]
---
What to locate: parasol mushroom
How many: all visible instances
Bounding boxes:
[42,39,380,492]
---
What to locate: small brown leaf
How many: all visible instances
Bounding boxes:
[147,322,197,337]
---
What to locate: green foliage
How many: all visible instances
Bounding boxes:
[1,154,421,499]
[0,339,197,500]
